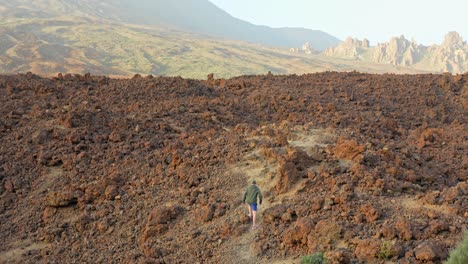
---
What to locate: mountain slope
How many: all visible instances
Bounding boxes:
[0,16,426,78]
[0,0,340,51]
[115,0,341,50]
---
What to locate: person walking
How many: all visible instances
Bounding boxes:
[243,180,263,230]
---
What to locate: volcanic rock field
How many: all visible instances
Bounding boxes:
[0,72,467,263]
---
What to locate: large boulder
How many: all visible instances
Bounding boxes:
[414,241,448,262]
[282,217,315,245]
[263,204,287,223]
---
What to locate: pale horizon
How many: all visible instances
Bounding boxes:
[210,0,467,46]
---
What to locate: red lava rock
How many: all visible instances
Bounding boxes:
[275,160,300,194]
[354,239,381,262]
[31,130,50,144]
[4,179,15,193]
[263,205,287,223]
[199,205,215,222]
[97,220,109,233]
[280,208,297,222]
[42,207,57,222]
[333,137,366,162]
[275,147,316,194]
[359,204,380,223]
[140,242,162,259]
[141,205,183,243]
[414,241,448,262]
[380,224,396,239]
[306,220,343,252]
[0,73,466,263]
[83,183,105,203]
[325,248,351,264]
[104,185,118,200]
[108,130,122,142]
[282,217,314,245]
[395,220,413,241]
[311,197,323,211]
[46,190,78,208]
[426,220,449,237]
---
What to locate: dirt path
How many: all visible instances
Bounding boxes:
[221,126,335,264]
[0,241,51,264]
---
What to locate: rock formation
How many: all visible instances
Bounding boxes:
[290,42,316,54]
[429,31,467,72]
[320,32,468,73]
[373,35,424,66]
[323,37,370,59]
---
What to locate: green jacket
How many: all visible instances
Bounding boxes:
[243,184,263,204]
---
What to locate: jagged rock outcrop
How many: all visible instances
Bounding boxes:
[289,42,316,54]
[321,32,468,73]
[323,37,370,59]
[429,31,468,73]
[373,35,424,66]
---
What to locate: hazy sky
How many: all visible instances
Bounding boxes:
[209,0,467,45]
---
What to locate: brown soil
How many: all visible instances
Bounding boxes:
[0,72,466,264]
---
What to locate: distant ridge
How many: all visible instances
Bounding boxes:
[103,0,342,51]
[1,0,463,76]
[0,0,341,51]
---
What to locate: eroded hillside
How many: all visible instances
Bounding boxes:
[0,72,467,263]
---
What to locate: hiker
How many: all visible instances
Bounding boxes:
[243,180,263,229]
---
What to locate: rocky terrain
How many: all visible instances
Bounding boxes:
[0,72,467,263]
[322,32,468,73]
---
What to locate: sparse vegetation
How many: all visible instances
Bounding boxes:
[300,252,327,264]
[0,16,427,78]
[378,241,396,260]
[444,232,468,264]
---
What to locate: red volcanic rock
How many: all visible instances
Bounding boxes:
[333,137,365,162]
[199,205,215,222]
[42,207,57,222]
[108,130,122,142]
[0,72,466,263]
[359,204,380,223]
[31,130,50,144]
[275,147,315,193]
[275,160,300,194]
[380,224,396,239]
[46,190,78,208]
[282,217,314,245]
[104,185,118,200]
[263,205,287,223]
[395,220,413,241]
[141,205,183,243]
[426,220,449,237]
[306,220,343,252]
[325,248,351,264]
[354,239,381,262]
[414,241,448,262]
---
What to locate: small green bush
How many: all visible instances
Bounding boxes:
[378,241,396,260]
[444,231,468,264]
[300,252,327,264]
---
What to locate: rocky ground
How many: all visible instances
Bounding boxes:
[0,72,466,263]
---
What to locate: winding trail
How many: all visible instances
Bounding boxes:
[221,126,335,264]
